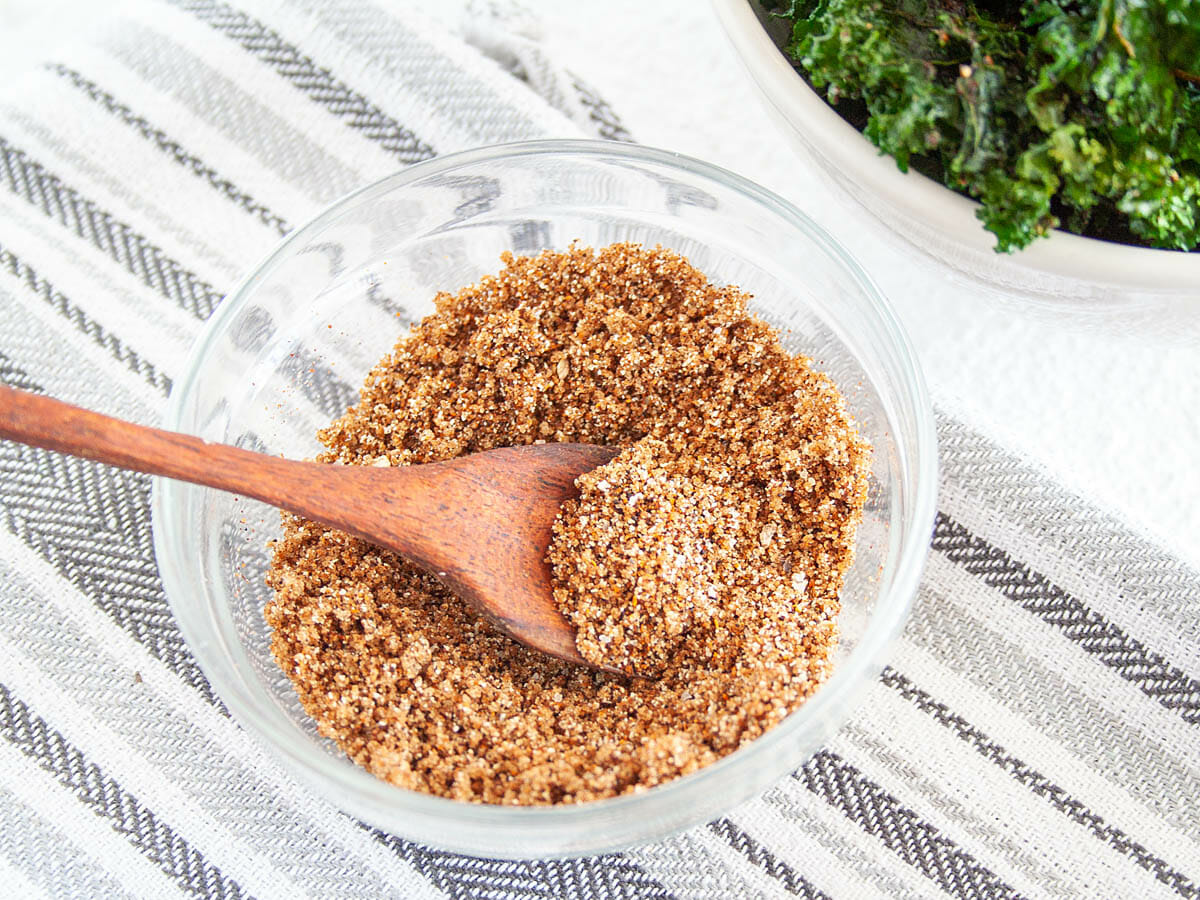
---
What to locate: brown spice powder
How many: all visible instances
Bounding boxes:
[265,243,870,805]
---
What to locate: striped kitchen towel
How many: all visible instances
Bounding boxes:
[0,0,1196,897]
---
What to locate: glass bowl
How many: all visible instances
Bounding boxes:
[712,0,1200,322]
[152,139,937,858]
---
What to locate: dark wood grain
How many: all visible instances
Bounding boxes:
[0,384,620,671]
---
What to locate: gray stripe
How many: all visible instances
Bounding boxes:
[368,828,675,900]
[707,818,829,899]
[0,135,220,321]
[798,750,1025,900]
[910,575,1200,837]
[0,681,244,899]
[760,783,934,900]
[836,718,1078,898]
[49,63,290,236]
[935,513,1200,724]
[0,102,243,290]
[0,787,145,897]
[938,416,1200,626]
[0,292,161,427]
[570,75,634,142]
[0,137,355,419]
[0,783,142,900]
[0,351,43,395]
[882,667,1200,898]
[0,242,171,395]
[251,0,543,147]
[0,359,213,699]
[103,20,364,205]
[173,0,436,164]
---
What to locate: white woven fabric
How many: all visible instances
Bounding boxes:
[0,1,1196,897]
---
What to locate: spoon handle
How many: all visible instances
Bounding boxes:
[0,383,312,498]
[0,383,414,554]
[0,384,527,576]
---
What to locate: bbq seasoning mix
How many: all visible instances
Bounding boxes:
[265,243,870,805]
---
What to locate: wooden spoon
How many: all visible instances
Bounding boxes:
[0,384,621,673]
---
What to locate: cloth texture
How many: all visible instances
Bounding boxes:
[0,1,1196,897]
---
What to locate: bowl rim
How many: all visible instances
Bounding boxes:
[152,137,938,852]
[710,0,1200,290]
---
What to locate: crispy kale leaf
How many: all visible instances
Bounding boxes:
[776,0,1200,252]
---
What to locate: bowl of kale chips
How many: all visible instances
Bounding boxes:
[713,0,1200,313]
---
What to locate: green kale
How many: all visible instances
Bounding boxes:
[774,0,1200,252]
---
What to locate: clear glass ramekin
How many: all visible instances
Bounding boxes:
[152,139,937,858]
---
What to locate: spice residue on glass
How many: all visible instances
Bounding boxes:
[265,243,870,805]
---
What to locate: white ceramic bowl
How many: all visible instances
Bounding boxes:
[712,0,1200,315]
[153,139,937,858]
